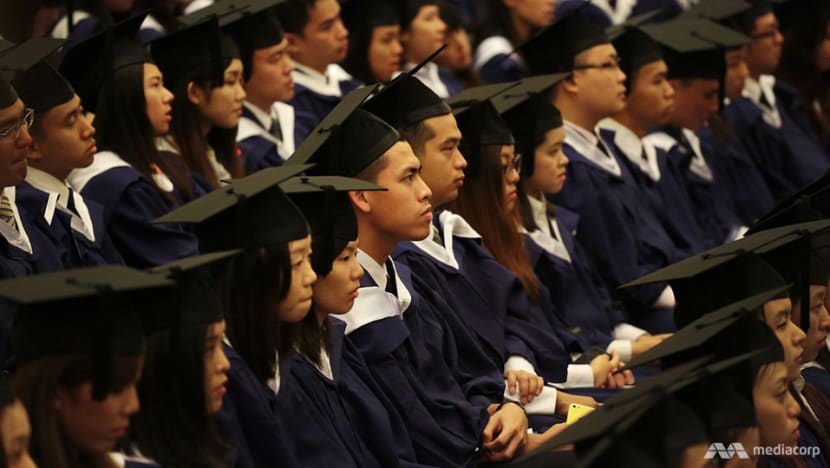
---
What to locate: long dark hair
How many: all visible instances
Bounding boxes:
[129,322,231,467]
[93,63,189,205]
[13,355,142,468]
[217,245,292,382]
[341,18,377,84]
[168,74,243,192]
[516,125,558,234]
[474,0,519,46]
[450,144,541,304]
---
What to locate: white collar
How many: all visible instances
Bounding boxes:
[584,0,637,23]
[801,361,826,372]
[293,63,354,97]
[564,121,621,176]
[308,345,334,381]
[524,195,571,262]
[598,118,661,182]
[743,75,782,128]
[527,194,551,237]
[0,186,32,254]
[356,249,412,311]
[473,35,523,72]
[404,62,449,99]
[338,250,411,334]
[24,167,97,241]
[792,375,820,421]
[244,101,272,129]
[644,128,713,182]
[26,167,70,210]
[411,210,480,270]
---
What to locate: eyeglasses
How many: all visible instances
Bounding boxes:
[751,28,780,40]
[503,153,522,177]
[573,55,621,72]
[0,108,34,141]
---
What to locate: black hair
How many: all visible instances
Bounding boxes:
[474,0,520,46]
[93,63,189,205]
[132,0,188,34]
[275,0,316,36]
[342,19,378,84]
[129,322,232,467]
[217,245,293,382]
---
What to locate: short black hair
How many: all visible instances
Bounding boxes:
[275,0,317,35]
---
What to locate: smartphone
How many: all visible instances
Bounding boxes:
[566,403,595,424]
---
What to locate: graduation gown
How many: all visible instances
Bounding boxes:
[724,76,830,198]
[551,123,678,332]
[290,63,362,143]
[473,35,527,85]
[236,102,296,174]
[340,255,490,467]
[278,319,431,468]
[598,121,708,258]
[803,363,830,399]
[67,151,200,268]
[697,126,775,226]
[645,126,744,249]
[16,181,123,268]
[403,62,464,99]
[216,344,300,468]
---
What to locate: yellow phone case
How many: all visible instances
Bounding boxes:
[566,403,595,424]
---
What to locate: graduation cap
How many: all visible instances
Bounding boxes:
[750,172,830,233]
[0,372,12,409]
[608,27,663,95]
[183,0,286,83]
[282,176,385,276]
[154,164,312,252]
[492,74,566,177]
[624,219,830,328]
[517,8,610,75]
[0,266,174,400]
[59,12,153,112]
[286,84,402,177]
[395,0,439,30]
[0,38,65,110]
[722,0,777,34]
[362,45,450,130]
[775,0,830,34]
[689,0,754,23]
[151,16,239,90]
[448,83,518,176]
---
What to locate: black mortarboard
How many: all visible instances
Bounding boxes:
[59,12,153,112]
[12,62,75,113]
[1,266,173,399]
[282,176,385,276]
[0,38,65,110]
[0,373,12,409]
[147,250,242,331]
[493,74,566,177]
[344,0,399,28]
[689,0,754,23]
[518,8,609,75]
[154,165,312,252]
[151,17,240,89]
[750,173,830,233]
[659,40,725,81]
[624,219,830,327]
[722,0,775,34]
[287,85,402,177]
[396,0,438,30]
[611,27,663,94]
[448,83,518,176]
[775,0,830,35]
[363,73,451,131]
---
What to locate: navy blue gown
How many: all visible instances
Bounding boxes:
[289,65,362,144]
[278,319,432,468]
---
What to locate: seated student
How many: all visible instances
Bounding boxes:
[60,16,200,268]
[341,0,403,84]
[473,0,555,84]
[157,165,315,468]
[398,1,462,98]
[644,41,746,250]
[290,99,570,465]
[720,1,830,198]
[435,2,477,89]
[0,40,79,277]
[123,254,233,467]
[520,10,679,334]
[3,265,172,468]
[13,58,123,268]
[0,373,34,468]
[597,25,709,259]
[276,0,360,141]
[217,1,301,173]
[366,76,616,428]
[699,43,776,226]
[775,0,830,152]
[150,17,246,198]
[279,180,431,468]
[500,85,669,364]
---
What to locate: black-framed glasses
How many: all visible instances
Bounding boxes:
[0,108,34,141]
[503,153,522,177]
[751,28,780,40]
[573,55,621,71]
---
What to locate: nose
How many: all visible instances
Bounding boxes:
[163,86,174,104]
[663,80,676,99]
[336,19,348,40]
[509,166,520,183]
[794,323,807,346]
[774,29,784,45]
[17,126,32,147]
[236,81,247,101]
[455,151,467,169]
[392,39,403,56]
[217,346,231,373]
[617,68,627,85]
[819,306,830,330]
[417,175,432,201]
[352,262,364,281]
[305,261,318,286]
[123,384,140,416]
[437,19,447,36]
[82,115,96,138]
[560,151,570,166]
[786,392,801,418]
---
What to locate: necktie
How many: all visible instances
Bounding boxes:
[0,195,17,231]
[641,147,649,161]
[384,258,398,297]
[431,226,443,246]
[65,189,79,216]
[268,119,283,142]
[759,92,773,110]
[595,138,610,158]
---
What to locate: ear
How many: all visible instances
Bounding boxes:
[560,73,580,96]
[186,81,204,106]
[348,190,372,215]
[283,32,302,55]
[53,386,70,411]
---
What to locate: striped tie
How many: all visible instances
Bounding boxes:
[0,195,17,231]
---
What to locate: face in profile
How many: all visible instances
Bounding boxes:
[277,235,318,323]
[763,297,805,381]
[753,361,801,448]
[203,320,230,415]
[312,240,363,315]
[1,400,35,468]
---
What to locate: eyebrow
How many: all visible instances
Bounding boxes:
[290,245,310,256]
[442,136,461,145]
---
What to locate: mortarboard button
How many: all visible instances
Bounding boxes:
[154,164,311,252]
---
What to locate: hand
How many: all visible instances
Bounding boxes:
[554,391,598,417]
[481,402,529,462]
[521,424,573,454]
[505,370,544,404]
[630,333,671,359]
[590,351,635,388]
